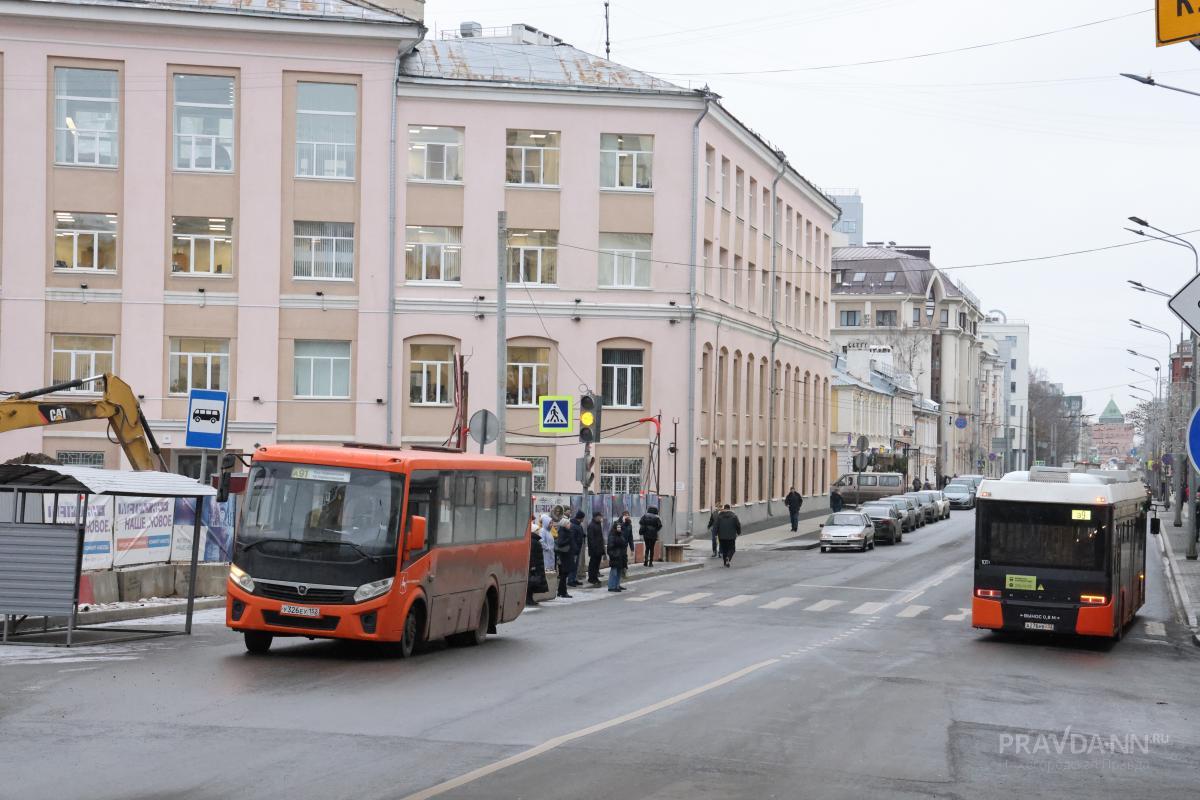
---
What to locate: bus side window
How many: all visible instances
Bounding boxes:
[517,474,532,535]
[497,473,519,539]
[437,472,455,545]
[477,472,498,541]
[406,470,439,554]
[453,474,477,544]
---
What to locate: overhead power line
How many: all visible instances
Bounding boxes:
[652,9,1149,77]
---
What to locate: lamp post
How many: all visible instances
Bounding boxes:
[1120,73,1200,99]
[1128,214,1200,558]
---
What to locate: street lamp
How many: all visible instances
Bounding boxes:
[1130,319,1175,349]
[1128,384,1152,396]
[1126,278,1172,298]
[1127,348,1163,371]
[1120,73,1200,99]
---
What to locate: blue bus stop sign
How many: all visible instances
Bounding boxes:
[185,389,229,450]
[1189,407,1200,475]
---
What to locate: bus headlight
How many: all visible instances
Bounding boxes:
[229,564,255,593]
[354,577,394,603]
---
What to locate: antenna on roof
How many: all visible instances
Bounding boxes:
[604,1,611,59]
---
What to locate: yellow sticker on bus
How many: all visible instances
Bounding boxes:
[1071,509,1092,521]
[1006,574,1038,591]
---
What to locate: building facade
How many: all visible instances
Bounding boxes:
[828,189,862,246]
[1092,397,1135,466]
[980,314,1031,473]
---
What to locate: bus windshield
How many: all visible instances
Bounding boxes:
[239,461,404,559]
[979,500,1105,571]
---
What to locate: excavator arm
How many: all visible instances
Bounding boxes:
[0,374,167,471]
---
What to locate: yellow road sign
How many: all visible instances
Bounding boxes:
[1158,0,1200,46]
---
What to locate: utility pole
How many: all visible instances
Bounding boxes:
[496,211,507,456]
[603,1,611,59]
[1188,333,1198,559]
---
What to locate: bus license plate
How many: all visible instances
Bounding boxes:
[280,604,320,618]
[1024,621,1054,631]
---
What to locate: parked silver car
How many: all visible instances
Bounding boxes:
[902,491,937,524]
[919,490,951,520]
[876,496,919,532]
[944,483,975,509]
[819,512,876,553]
[861,502,904,545]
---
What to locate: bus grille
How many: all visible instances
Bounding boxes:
[256,582,352,604]
[262,610,340,631]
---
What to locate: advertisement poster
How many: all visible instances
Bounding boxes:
[171,497,237,563]
[42,494,115,571]
[112,497,175,567]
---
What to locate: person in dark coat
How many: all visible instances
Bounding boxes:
[922,480,932,490]
[606,520,628,592]
[714,504,741,567]
[912,477,922,493]
[567,511,586,587]
[553,522,573,598]
[639,506,663,567]
[586,512,605,587]
[707,509,719,557]
[784,487,804,532]
[830,488,845,512]
[620,511,635,560]
[527,523,548,607]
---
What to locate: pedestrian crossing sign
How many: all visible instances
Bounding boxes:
[539,396,572,433]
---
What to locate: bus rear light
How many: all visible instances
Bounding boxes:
[1080,594,1107,605]
[1094,497,1108,504]
[978,490,991,497]
[975,588,1002,599]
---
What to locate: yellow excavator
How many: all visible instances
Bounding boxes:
[0,373,167,471]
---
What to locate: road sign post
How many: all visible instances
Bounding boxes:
[538,396,571,434]
[468,409,500,454]
[1157,0,1200,46]
[185,389,228,451]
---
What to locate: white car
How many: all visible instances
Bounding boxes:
[944,483,975,509]
[819,512,876,553]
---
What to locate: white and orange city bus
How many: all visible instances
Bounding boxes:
[225,444,533,656]
[972,467,1147,640]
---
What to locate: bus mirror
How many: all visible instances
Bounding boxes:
[408,516,427,551]
[1150,517,1161,536]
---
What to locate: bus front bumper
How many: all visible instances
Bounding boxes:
[226,580,403,642]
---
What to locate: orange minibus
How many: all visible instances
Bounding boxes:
[225,444,533,656]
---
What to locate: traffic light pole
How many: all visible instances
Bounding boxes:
[495,211,507,456]
[581,440,592,517]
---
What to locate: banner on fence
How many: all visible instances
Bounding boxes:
[170,497,237,563]
[42,494,115,571]
[112,497,175,567]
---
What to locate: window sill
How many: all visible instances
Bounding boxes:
[295,174,356,182]
[408,179,464,187]
[507,283,557,289]
[173,167,235,175]
[406,280,463,286]
[52,268,118,275]
[504,183,560,191]
[410,403,453,408]
[600,188,653,195]
[292,276,355,282]
[293,396,352,401]
[597,285,653,291]
[170,271,234,279]
[54,162,118,170]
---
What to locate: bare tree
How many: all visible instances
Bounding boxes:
[868,329,930,385]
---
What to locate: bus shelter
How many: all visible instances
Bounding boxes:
[0,463,216,647]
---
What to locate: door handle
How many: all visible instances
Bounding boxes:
[426,574,435,583]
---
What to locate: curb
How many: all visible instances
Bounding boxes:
[1157,525,1199,645]
[38,597,227,629]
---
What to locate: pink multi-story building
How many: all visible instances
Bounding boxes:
[0,7,836,534]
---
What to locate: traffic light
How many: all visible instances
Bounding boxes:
[579,392,602,443]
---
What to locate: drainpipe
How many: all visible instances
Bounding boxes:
[765,153,787,516]
[685,90,712,539]
[386,39,420,444]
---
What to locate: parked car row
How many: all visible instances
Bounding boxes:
[819,486,958,553]
[944,474,985,509]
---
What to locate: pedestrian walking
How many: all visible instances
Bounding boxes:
[553,522,573,598]
[922,480,932,490]
[830,487,845,512]
[714,504,741,567]
[527,522,549,607]
[911,477,921,493]
[708,509,719,557]
[784,487,804,532]
[639,506,663,566]
[607,520,628,592]
[586,512,605,587]
[567,511,586,587]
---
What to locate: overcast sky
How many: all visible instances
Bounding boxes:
[428,0,1199,419]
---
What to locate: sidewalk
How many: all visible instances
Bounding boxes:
[1158,505,1200,645]
[533,559,701,602]
[684,515,824,553]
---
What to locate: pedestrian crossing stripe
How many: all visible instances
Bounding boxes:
[538,396,572,433]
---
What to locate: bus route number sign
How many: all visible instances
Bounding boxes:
[1071,509,1092,521]
[1005,574,1038,591]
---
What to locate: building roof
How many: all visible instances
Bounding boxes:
[16,0,418,25]
[0,465,215,497]
[401,38,689,93]
[1098,397,1125,424]
[832,245,964,300]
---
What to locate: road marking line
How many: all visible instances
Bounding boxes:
[398,657,779,800]
[671,592,712,604]
[1144,621,1167,637]
[942,608,970,621]
[896,605,929,618]
[715,594,756,607]
[850,601,888,615]
[625,590,670,603]
[804,599,842,612]
[759,597,802,610]
[896,559,971,604]
[792,583,905,592]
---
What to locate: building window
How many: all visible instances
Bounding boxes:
[883,271,896,282]
[294,340,351,399]
[601,348,644,408]
[1010,381,1017,393]
[54,212,117,271]
[599,457,642,494]
[171,217,232,275]
[839,310,860,327]
[599,133,653,190]
[506,129,560,185]
[1010,358,1017,370]
[730,457,738,505]
[939,309,949,327]
[1010,403,1016,416]
[56,450,105,467]
[720,158,730,208]
[409,344,454,405]
[700,457,708,508]
[293,221,354,280]
[876,310,897,327]
[516,456,549,491]
[735,168,745,217]
[408,126,463,181]
[169,338,230,394]
[51,334,114,390]
[173,74,234,172]
[507,229,558,286]
[296,82,356,179]
[912,307,921,326]
[852,272,866,282]
[54,67,118,167]
[958,312,967,329]
[598,233,651,288]
[506,346,549,407]
[405,226,462,282]
[704,146,715,198]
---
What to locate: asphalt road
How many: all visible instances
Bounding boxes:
[1,512,1197,800]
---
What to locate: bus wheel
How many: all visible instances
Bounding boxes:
[244,631,273,655]
[448,597,489,647]
[398,605,423,658]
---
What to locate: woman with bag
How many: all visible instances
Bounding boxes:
[606,519,628,592]
[526,520,549,606]
[553,523,573,599]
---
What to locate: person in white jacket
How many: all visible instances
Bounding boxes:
[538,514,555,573]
